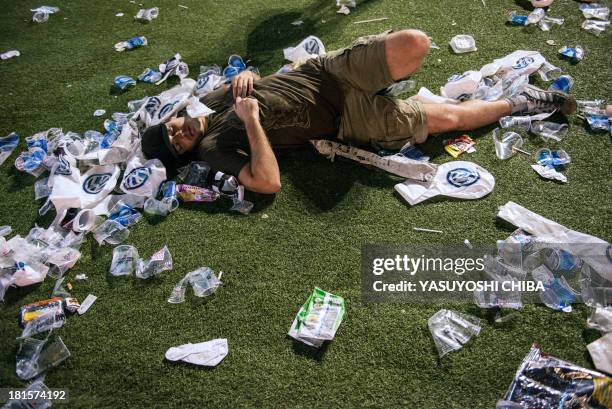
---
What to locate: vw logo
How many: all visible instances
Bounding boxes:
[446,167,480,188]
[122,167,151,190]
[145,97,161,116]
[197,74,211,90]
[158,101,179,119]
[304,39,320,55]
[83,173,112,194]
[55,156,72,175]
[513,56,534,70]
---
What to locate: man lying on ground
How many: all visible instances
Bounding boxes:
[141,29,576,194]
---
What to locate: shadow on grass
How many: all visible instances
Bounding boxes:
[290,336,330,361]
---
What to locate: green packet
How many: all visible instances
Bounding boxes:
[288,287,345,348]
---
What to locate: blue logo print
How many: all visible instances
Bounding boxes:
[55,156,72,175]
[304,39,320,55]
[446,168,480,188]
[122,167,151,190]
[145,97,161,116]
[513,56,534,70]
[83,173,112,194]
[158,101,178,119]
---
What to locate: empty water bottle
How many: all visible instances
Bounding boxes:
[527,8,545,25]
[530,121,568,141]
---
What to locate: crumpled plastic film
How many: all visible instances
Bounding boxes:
[428,309,481,357]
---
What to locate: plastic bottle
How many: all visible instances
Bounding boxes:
[548,75,574,93]
[527,8,545,25]
[508,11,528,26]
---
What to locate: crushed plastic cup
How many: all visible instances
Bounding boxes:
[493,129,524,160]
[108,201,141,227]
[449,35,477,54]
[580,3,610,20]
[92,219,130,245]
[167,267,221,303]
[3,379,52,408]
[499,115,532,131]
[0,132,19,166]
[138,67,162,83]
[538,16,564,31]
[585,113,610,131]
[135,245,172,279]
[0,225,11,237]
[189,267,222,297]
[16,335,70,380]
[1,50,20,60]
[548,75,573,93]
[72,209,97,233]
[587,307,612,333]
[114,75,136,90]
[135,7,159,22]
[535,149,571,167]
[582,19,610,36]
[530,121,568,141]
[558,45,584,61]
[14,147,46,176]
[144,198,172,216]
[577,99,606,116]
[531,265,577,312]
[114,35,147,52]
[110,245,139,276]
[428,309,481,357]
[52,276,70,298]
[538,61,562,81]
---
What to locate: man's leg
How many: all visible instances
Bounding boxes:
[384,30,430,81]
[424,100,512,134]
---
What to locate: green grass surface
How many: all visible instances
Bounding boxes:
[0,0,611,407]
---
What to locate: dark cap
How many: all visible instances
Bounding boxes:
[141,124,183,175]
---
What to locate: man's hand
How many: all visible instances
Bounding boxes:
[234,96,260,126]
[232,70,255,99]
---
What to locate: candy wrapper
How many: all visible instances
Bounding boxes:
[177,184,219,202]
[502,343,612,408]
[444,135,476,158]
[288,287,345,348]
[19,297,66,335]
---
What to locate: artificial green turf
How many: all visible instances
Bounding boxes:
[0,0,610,407]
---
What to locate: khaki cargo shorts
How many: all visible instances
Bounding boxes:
[319,31,428,150]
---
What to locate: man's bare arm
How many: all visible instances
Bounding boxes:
[234,96,281,194]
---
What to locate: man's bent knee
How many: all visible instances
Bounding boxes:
[385,29,430,80]
[390,30,430,59]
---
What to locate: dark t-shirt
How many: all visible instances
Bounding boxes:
[196,58,344,177]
